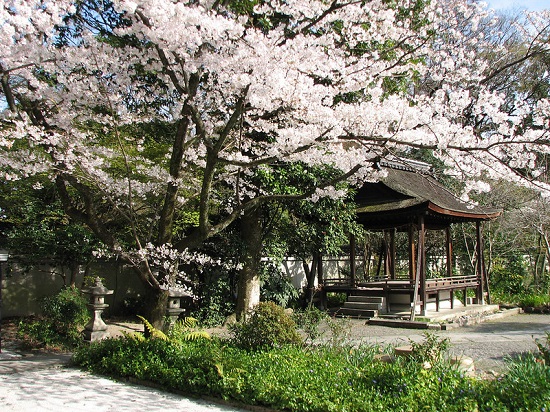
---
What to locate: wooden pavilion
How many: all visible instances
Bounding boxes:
[323,158,501,318]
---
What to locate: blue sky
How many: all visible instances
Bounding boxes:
[487,0,550,11]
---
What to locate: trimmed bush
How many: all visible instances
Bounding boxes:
[228,301,303,350]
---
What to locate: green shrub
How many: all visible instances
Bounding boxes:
[518,293,550,308]
[409,332,450,365]
[17,287,89,349]
[189,270,236,327]
[326,292,347,308]
[73,333,550,412]
[260,262,299,308]
[166,317,211,342]
[482,354,550,411]
[535,332,550,365]
[229,301,303,350]
[489,256,527,296]
[73,336,223,395]
[42,287,90,329]
[293,306,328,345]
[491,290,550,310]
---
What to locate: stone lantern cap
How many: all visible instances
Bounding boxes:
[82,277,114,296]
[168,288,192,298]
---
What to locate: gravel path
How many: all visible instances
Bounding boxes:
[340,312,550,373]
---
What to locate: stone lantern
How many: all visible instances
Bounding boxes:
[166,288,190,326]
[82,277,114,342]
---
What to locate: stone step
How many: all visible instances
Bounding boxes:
[347,296,384,304]
[336,307,378,318]
[343,301,382,310]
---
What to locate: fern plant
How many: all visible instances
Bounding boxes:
[137,315,169,340]
[135,315,210,343]
[167,317,211,342]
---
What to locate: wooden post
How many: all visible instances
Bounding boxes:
[317,255,327,310]
[376,242,383,280]
[350,234,356,287]
[419,216,426,316]
[411,215,426,320]
[409,224,415,281]
[446,227,453,278]
[476,221,485,305]
[445,226,453,310]
[383,231,390,279]
[390,228,396,279]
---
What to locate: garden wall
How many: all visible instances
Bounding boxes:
[3,256,348,317]
[2,261,147,318]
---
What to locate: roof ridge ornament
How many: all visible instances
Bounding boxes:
[378,156,432,174]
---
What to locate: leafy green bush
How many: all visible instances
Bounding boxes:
[293,306,328,345]
[535,332,550,365]
[17,287,89,349]
[518,293,550,308]
[260,261,299,308]
[409,332,450,365]
[491,290,550,310]
[42,287,90,328]
[229,301,303,350]
[166,317,211,342]
[326,292,347,308]
[73,336,223,395]
[189,269,236,327]
[73,333,550,412]
[489,255,527,296]
[482,354,550,411]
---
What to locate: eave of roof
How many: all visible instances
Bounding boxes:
[355,164,502,223]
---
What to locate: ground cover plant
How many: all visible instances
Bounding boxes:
[17,287,89,350]
[73,305,550,411]
[491,291,550,313]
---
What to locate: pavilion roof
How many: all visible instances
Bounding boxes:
[355,159,501,229]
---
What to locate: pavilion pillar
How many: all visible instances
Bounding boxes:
[419,216,427,316]
[317,254,327,310]
[446,227,453,278]
[390,228,396,279]
[411,215,426,320]
[476,222,486,305]
[446,227,454,308]
[383,231,390,279]
[349,234,356,287]
[408,224,415,280]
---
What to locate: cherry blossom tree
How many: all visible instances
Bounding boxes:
[1,0,550,323]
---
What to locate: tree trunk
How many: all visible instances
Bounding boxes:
[69,264,79,288]
[142,288,170,330]
[303,253,320,308]
[235,206,263,321]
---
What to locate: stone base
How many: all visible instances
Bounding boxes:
[82,329,110,342]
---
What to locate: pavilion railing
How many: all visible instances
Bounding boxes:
[425,275,479,291]
[324,274,479,290]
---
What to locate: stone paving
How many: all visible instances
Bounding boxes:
[0,352,246,412]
